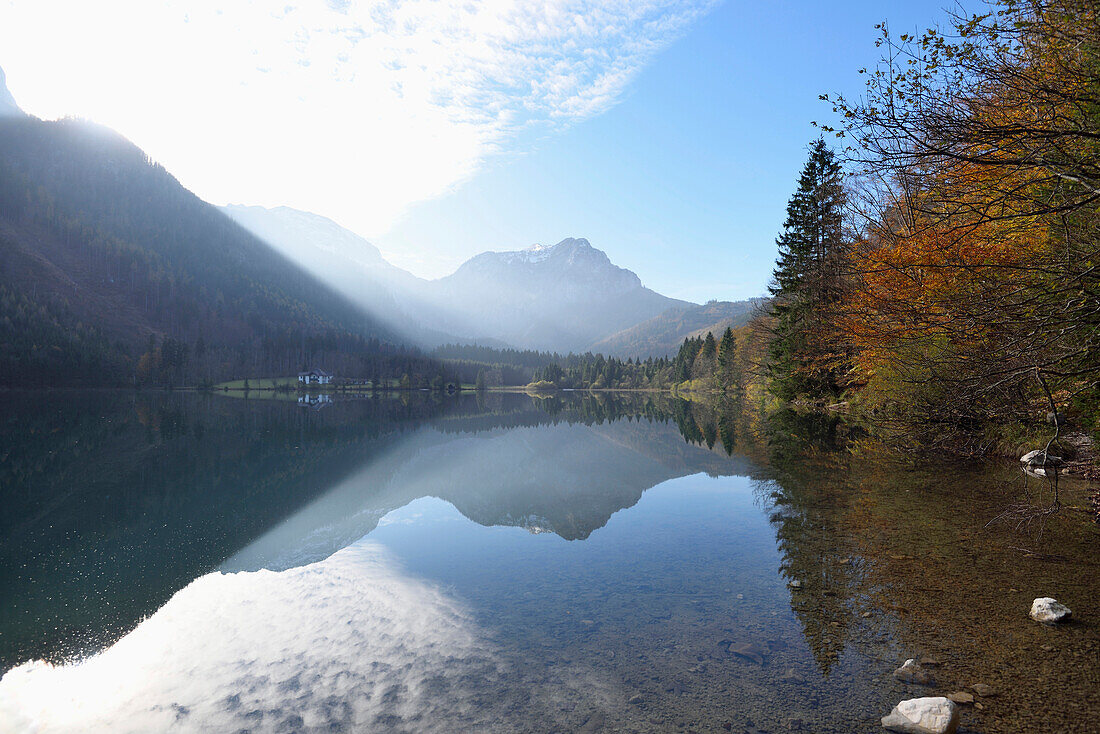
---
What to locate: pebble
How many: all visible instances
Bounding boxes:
[969,683,998,697]
[946,692,974,705]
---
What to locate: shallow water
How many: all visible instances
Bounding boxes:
[0,391,1097,732]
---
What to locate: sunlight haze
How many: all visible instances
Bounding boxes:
[1,0,961,297]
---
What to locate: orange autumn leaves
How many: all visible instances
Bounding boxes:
[842,193,1049,381]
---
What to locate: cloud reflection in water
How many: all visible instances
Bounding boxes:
[0,540,529,732]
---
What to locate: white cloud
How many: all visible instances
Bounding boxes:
[0,0,714,242]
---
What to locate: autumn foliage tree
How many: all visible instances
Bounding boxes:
[820,0,1100,439]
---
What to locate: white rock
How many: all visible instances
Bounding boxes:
[881,697,959,734]
[1020,450,1062,466]
[1030,597,1072,623]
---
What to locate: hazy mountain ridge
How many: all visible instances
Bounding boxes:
[431,237,687,351]
[224,207,705,355]
[593,298,763,358]
[0,67,21,118]
[219,205,460,346]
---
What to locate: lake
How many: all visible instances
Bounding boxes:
[0,390,1097,732]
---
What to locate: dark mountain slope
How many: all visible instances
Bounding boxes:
[0,116,420,385]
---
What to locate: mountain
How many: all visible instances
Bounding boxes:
[219,205,455,343]
[429,237,688,351]
[593,298,763,358]
[0,114,437,386]
[223,207,692,354]
[222,205,414,286]
[0,67,22,118]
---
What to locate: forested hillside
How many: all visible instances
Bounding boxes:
[0,115,436,386]
[591,299,760,358]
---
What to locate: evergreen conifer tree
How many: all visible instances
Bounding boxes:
[767,138,847,400]
[717,326,735,390]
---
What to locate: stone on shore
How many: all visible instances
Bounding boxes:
[881,697,960,734]
[1030,597,1072,623]
[893,658,935,685]
[969,683,998,698]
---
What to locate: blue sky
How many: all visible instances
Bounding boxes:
[1,0,964,302]
[382,0,963,301]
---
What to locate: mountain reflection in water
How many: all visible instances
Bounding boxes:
[0,391,1097,732]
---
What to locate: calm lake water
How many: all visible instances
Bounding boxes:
[0,390,1097,733]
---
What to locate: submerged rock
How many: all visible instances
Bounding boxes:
[946,691,974,705]
[1030,597,1072,623]
[968,683,998,698]
[779,668,806,685]
[893,658,935,685]
[729,641,767,665]
[881,697,959,734]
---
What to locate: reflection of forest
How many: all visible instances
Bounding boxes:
[676,397,1100,732]
[0,391,742,669]
[671,400,865,674]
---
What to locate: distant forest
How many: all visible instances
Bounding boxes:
[433,336,742,392]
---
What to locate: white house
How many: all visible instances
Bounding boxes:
[297,368,333,385]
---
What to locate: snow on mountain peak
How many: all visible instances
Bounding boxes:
[517,243,553,263]
[498,237,595,265]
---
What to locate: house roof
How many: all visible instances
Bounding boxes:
[298,368,332,377]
